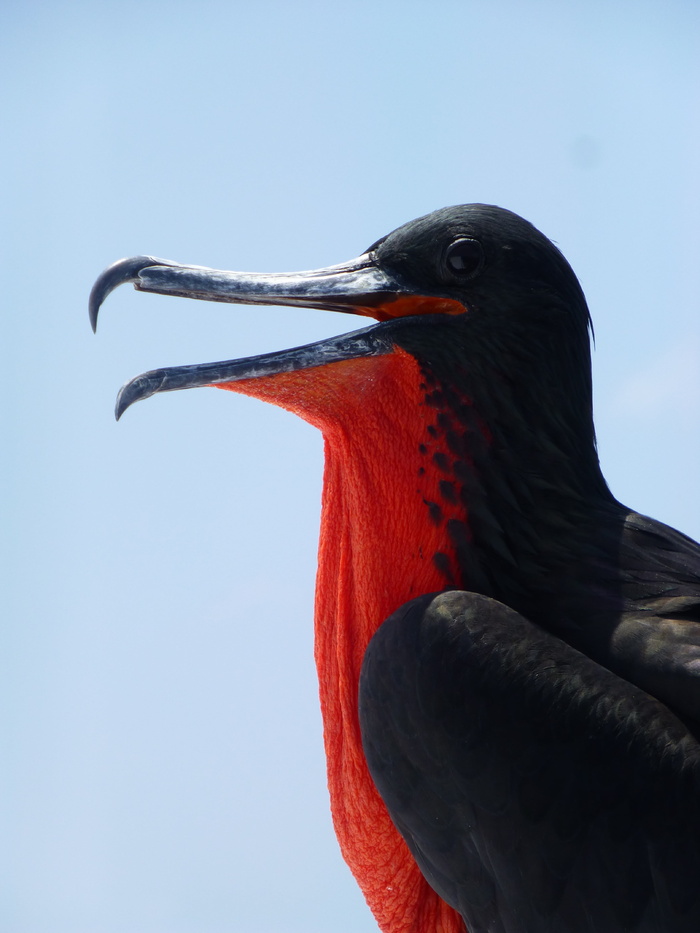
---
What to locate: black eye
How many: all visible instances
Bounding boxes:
[444,238,483,277]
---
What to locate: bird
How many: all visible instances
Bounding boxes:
[90,204,700,933]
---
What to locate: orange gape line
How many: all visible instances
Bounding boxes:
[363,295,465,323]
[218,350,466,933]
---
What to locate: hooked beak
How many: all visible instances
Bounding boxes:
[90,253,462,419]
[89,252,411,332]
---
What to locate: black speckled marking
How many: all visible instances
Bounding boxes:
[432,551,454,583]
[417,375,486,592]
[433,452,450,473]
[426,390,445,409]
[424,500,444,525]
[439,480,459,505]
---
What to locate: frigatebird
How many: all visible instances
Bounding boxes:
[91,205,700,933]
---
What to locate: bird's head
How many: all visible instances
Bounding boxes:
[371,203,588,321]
[90,204,593,437]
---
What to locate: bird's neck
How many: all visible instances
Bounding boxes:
[438,354,618,626]
[303,349,618,933]
[219,341,614,933]
[221,350,467,933]
[393,316,618,622]
[311,351,468,933]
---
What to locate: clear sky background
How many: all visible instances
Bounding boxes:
[2,2,699,931]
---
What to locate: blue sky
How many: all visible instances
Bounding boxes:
[2,2,699,931]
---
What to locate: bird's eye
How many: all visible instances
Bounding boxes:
[444,238,483,277]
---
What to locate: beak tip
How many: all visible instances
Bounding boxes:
[89,255,164,334]
[115,379,136,421]
[115,385,132,421]
[89,299,99,333]
[115,369,165,421]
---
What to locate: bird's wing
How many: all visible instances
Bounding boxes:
[607,512,700,724]
[359,590,700,933]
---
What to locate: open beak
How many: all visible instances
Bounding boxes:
[89,253,461,419]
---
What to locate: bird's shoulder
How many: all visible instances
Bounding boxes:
[619,510,700,598]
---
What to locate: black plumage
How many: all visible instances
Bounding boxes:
[356,208,700,931]
[361,591,700,932]
[358,207,700,931]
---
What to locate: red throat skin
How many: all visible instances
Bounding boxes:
[218,349,466,933]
